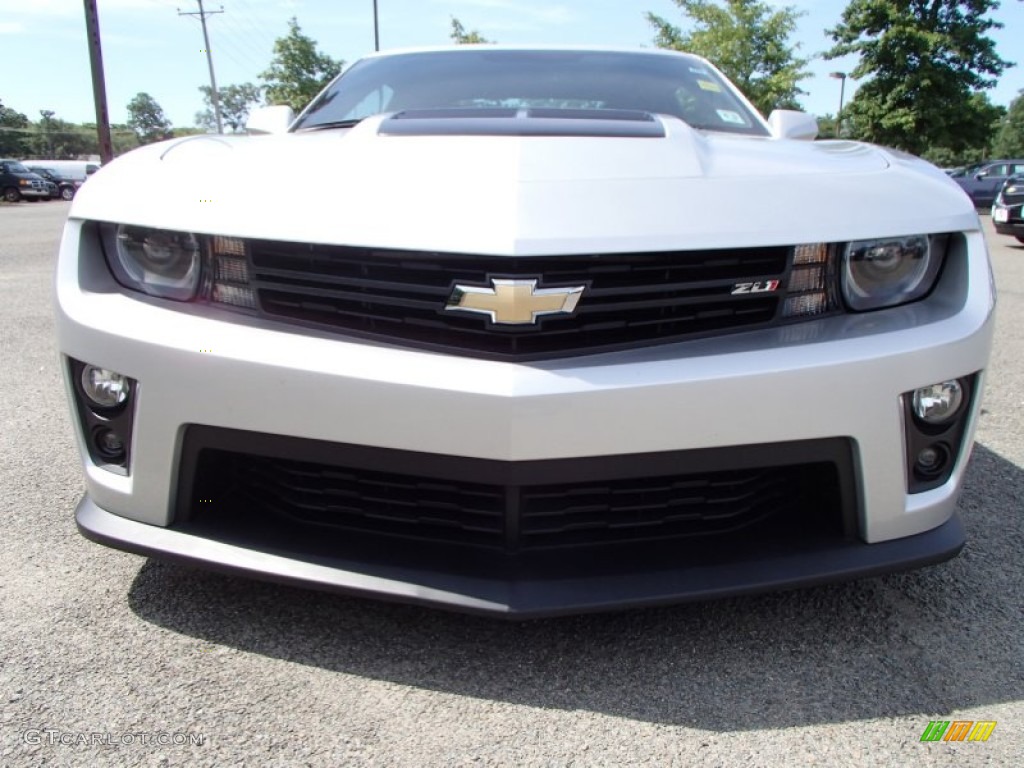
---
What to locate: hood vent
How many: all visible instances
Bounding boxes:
[378,108,666,138]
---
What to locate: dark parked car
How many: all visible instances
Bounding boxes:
[952,159,1024,207]
[991,174,1024,244]
[27,166,80,201]
[0,158,49,202]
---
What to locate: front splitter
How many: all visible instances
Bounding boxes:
[76,495,965,618]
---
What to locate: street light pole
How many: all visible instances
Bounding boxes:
[830,71,847,139]
[373,0,379,51]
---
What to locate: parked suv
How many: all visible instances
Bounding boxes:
[0,159,49,202]
[953,159,1024,207]
[26,166,80,201]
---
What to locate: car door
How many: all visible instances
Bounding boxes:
[971,163,1009,204]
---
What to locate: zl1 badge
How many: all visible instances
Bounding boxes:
[732,280,780,295]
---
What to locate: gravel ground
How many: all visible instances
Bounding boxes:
[1,201,1021,767]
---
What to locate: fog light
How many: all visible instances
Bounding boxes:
[81,365,130,408]
[914,444,949,478]
[912,380,964,425]
[94,428,126,461]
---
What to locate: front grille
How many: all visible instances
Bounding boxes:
[235,457,506,550]
[248,241,794,359]
[179,428,856,565]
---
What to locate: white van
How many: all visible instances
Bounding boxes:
[25,160,100,182]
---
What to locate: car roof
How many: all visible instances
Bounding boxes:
[357,44,709,60]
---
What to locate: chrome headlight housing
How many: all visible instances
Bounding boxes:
[841,235,947,312]
[99,224,257,309]
[108,224,202,300]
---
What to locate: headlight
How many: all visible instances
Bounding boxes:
[841,235,946,312]
[110,225,202,300]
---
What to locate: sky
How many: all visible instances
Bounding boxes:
[1,0,1022,129]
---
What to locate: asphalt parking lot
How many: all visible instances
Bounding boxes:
[1,201,1022,767]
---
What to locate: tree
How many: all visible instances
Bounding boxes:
[196,83,263,132]
[816,113,838,139]
[826,0,1011,156]
[0,99,31,156]
[31,110,96,159]
[647,0,809,115]
[108,123,141,156]
[992,90,1024,157]
[126,92,172,144]
[260,17,344,112]
[450,17,492,44]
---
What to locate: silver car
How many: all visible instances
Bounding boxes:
[57,47,995,616]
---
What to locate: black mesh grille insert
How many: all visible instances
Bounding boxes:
[182,433,853,557]
[235,457,506,549]
[247,241,790,359]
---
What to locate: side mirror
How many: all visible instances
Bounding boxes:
[975,171,988,180]
[767,110,818,141]
[246,105,296,135]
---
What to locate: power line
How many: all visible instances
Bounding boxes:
[178,0,224,133]
[232,0,282,48]
[216,13,271,72]
[229,0,281,58]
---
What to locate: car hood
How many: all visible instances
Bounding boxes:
[70,114,977,253]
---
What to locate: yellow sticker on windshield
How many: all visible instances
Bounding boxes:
[697,80,722,92]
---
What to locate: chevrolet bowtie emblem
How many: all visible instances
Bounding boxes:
[445,278,585,325]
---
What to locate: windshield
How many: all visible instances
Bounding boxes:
[294,50,769,137]
[949,163,984,178]
[6,161,31,174]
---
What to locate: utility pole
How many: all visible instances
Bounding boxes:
[179,0,224,133]
[82,0,114,163]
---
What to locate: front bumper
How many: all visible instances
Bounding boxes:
[992,214,1023,237]
[56,219,995,615]
[76,494,966,617]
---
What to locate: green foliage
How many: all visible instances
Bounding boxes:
[1,104,138,160]
[920,145,987,168]
[172,126,205,138]
[0,98,31,156]
[450,17,492,44]
[95,123,141,156]
[126,92,172,144]
[826,0,1010,155]
[816,113,838,139]
[260,17,344,113]
[647,0,809,115]
[196,83,263,132]
[992,90,1024,157]
[30,110,97,158]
